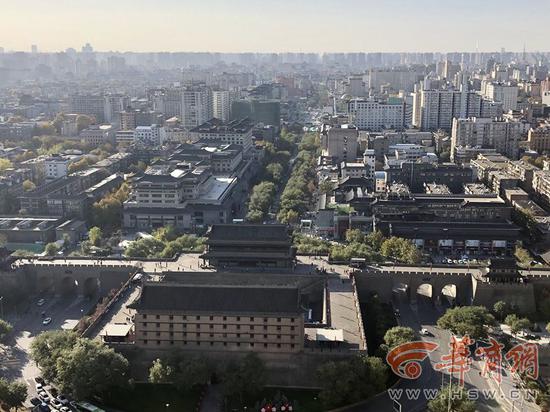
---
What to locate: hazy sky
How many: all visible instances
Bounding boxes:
[1,0,549,53]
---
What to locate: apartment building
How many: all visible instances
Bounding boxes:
[130,282,304,353]
[69,94,105,122]
[347,98,405,131]
[451,117,525,160]
[322,124,359,164]
[212,90,233,122]
[189,118,254,151]
[181,85,213,130]
[484,82,518,112]
[134,125,164,146]
[527,124,550,154]
[80,125,115,146]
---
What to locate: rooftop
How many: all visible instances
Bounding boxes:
[131,283,301,315]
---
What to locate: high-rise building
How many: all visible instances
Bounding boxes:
[104,94,129,124]
[347,98,405,131]
[323,125,359,163]
[527,124,550,154]
[69,94,105,122]
[181,85,213,130]
[484,82,518,112]
[212,90,232,122]
[451,117,524,160]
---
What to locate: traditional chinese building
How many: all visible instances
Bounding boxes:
[200,224,296,268]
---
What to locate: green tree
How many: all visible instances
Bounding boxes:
[381,237,422,264]
[3,380,27,411]
[345,229,365,244]
[366,230,385,250]
[76,115,94,132]
[153,225,178,242]
[493,301,509,321]
[319,180,334,195]
[55,338,129,399]
[317,356,388,409]
[223,353,266,404]
[383,326,416,349]
[515,246,532,266]
[148,359,173,384]
[22,179,36,191]
[428,385,475,412]
[0,158,13,173]
[437,306,496,340]
[91,183,131,231]
[124,237,165,258]
[30,331,79,382]
[505,314,531,336]
[44,242,59,256]
[265,162,284,184]
[0,319,13,342]
[88,226,103,247]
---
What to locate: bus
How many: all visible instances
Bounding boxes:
[75,402,106,412]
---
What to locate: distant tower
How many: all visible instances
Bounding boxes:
[82,43,94,53]
[31,44,38,53]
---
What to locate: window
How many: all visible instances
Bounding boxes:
[196,324,201,329]
[236,316,241,321]
[291,326,295,331]
[277,335,281,339]
[223,316,227,321]
[169,332,173,337]
[210,342,214,346]
[223,325,227,330]
[142,314,147,319]
[263,317,268,322]
[237,342,241,347]
[223,333,227,338]
[263,325,267,330]
[291,344,295,349]
[250,325,254,330]
[156,332,160,337]
[156,315,160,320]
[277,343,281,348]
[157,341,161,345]
[143,331,148,336]
[264,343,268,348]
[209,333,214,338]
[263,334,268,338]
[196,316,200,320]
[277,318,281,322]
[209,324,213,329]
[223,342,227,346]
[169,315,173,320]
[170,341,174,345]
[237,325,241,330]
[169,324,173,329]
[237,333,241,338]
[209,316,214,321]
[277,326,281,331]
[250,334,254,338]
[182,315,187,320]
[143,340,148,344]
[197,342,200,346]
[156,323,160,328]
[250,343,255,347]
[142,322,147,327]
[250,317,254,321]
[291,318,295,323]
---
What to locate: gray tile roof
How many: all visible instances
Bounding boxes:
[131,283,301,315]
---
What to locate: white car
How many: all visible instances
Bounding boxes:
[42,317,52,326]
[420,328,431,336]
[36,383,43,391]
[37,298,46,306]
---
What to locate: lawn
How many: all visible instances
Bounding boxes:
[226,388,322,412]
[100,383,202,412]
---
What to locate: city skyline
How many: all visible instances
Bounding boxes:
[2,0,549,53]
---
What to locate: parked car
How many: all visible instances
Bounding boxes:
[36,383,43,391]
[38,392,50,403]
[34,377,45,385]
[420,328,431,336]
[57,395,70,406]
[51,399,63,409]
[39,403,51,412]
[42,317,52,326]
[30,397,41,406]
[37,298,45,306]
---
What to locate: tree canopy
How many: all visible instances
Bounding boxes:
[428,385,475,412]
[383,326,416,349]
[0,378,27,411]
[504,314,531,335]
[30,331,128,399]
[317,356,388,409]
[0,319,13,342]
[437,306,496,339]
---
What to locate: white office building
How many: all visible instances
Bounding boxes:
[348,98,405,131]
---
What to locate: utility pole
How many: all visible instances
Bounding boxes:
[0,296,4,319]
